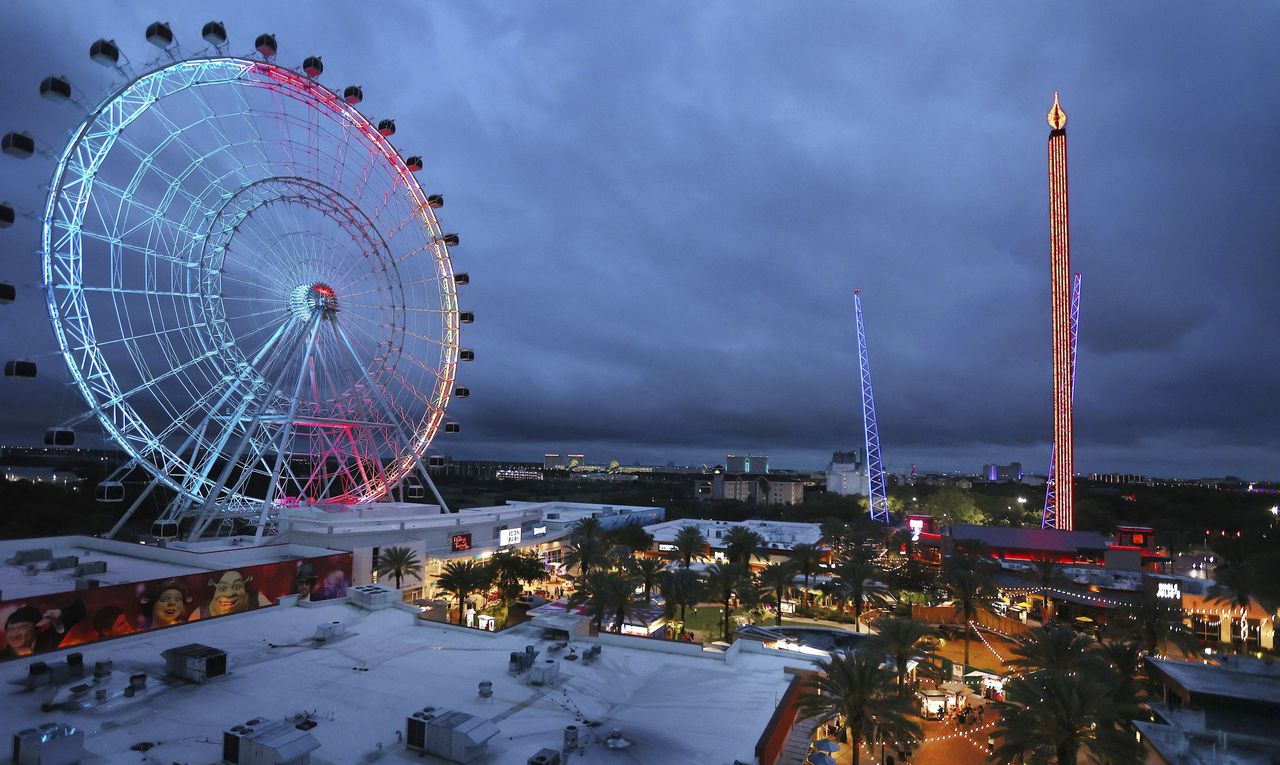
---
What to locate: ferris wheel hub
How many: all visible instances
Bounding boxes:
[288,282,338,321]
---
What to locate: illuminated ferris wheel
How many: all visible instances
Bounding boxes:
[1,22,472,539]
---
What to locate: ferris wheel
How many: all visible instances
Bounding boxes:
[1,22,472,540]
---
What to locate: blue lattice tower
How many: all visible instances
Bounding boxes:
[1043,272,1081,528]
[854,290,891,524]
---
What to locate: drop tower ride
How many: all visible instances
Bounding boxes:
[1044,92,1075,531]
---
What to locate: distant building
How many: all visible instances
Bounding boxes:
[726,454,768,474]
[644,518,822,566]
[543,452,586,470]
[981,463,1023,482]
[1089,473,1149,484]
[711,473,804,506]
[826,451,864,496]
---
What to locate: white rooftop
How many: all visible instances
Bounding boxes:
[1,600,805,764]
[645,518,823,551]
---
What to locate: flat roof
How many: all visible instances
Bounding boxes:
[645,518,822,550]
[1147,657,1280,706]
[949,524,1110,554]
[1,601,803,764]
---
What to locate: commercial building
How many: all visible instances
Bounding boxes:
[644,518,823,567]
[726,453,768,474]
[826,450,864,496]
[0,594,807,763]
[1138,656,1280,763]
[709,473,806,505]
[542,452,586,470]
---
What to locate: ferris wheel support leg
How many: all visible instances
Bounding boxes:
[104,471,161,540]
[252,316,325,543]
[330,319,453,513]
[190,320,309,539]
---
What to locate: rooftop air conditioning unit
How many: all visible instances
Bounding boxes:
[313,621,345,642]
[224,718,320,765]
[163,644,227,683]
[348,584,401,610]
[7,548,53,565]
[12,723,84,765]
[406,707,499,763]
[73,561,107,576]
[46,555,79,571]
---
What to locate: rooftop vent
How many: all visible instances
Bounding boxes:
[406,707,499,763]
[162,643,227,683]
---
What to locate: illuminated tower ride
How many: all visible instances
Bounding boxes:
[1043,273,1080,528]
[1046,92,1075,530]
[854,290,890,523]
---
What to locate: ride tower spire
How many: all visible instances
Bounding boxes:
[1046,91,1075,530]
[854,290,890,524]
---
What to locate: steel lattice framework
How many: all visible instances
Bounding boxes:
[40,56,462,540]
[854,290,890,524]
[1043,272,1080,528]
[1046,92,1075,531]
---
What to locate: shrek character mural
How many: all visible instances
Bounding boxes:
[139,579,192,628]
[188,570,272,621]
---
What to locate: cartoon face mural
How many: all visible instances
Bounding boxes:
[208,571,249,617]
[152,587,187,625]
[0,553,351,661]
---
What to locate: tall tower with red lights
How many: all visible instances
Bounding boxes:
[1045,92,1074,530]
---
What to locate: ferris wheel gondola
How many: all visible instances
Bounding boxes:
[1,21,471,540]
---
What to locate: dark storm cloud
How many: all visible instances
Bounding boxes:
[0,2,1276,478]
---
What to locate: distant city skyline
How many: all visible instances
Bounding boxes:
[1,4,1277,482]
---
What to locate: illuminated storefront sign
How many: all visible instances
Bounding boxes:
[499,528,522,547]
[657,543,677,552]
[908,517,924,542]
[451,533,472,552]
[1157,582,1181,600]
[780,601,796,615]
[533,526,547,536]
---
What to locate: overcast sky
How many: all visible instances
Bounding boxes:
[1,2,1277,478]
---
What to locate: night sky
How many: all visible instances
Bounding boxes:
[0,2,1276,478]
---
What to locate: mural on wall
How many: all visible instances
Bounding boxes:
[0,553,351,660]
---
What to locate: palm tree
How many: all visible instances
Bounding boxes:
[564,535,606,580]
[869,616,935,690]
[836,550,887,632]
[659,566,704,636]
[488,549,548,602]
[573,515,604,544]
[724,526,766,566]
[626,556,665,602]
[757,561,798,626]
[993,669,1140,765]
[790,543,822,608]
[436,560,491,625]
[375,546,422,590]
[672,524,708,567]
[1104,590,1196,658]
[704,563,748,643]
[942,552,995,669]
[1211,565,1260,650]
[571,570,636,633]
[797,650,922,765]
[820,518,853,561]
[1004,622,1096,674]
[1026,553,1068,622]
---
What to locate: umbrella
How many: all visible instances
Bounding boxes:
[808,753,837,765]
[812,739,840,753]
